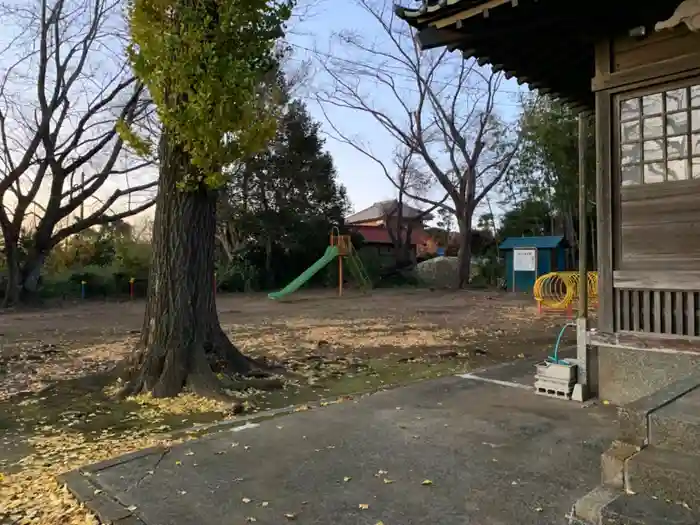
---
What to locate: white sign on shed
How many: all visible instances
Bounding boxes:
[513,248,537,272]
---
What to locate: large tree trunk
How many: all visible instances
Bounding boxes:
[2,242,21,307]
[120,132,254,398]
[264,236,274,289]
[456,215,474,289]
[1,230,51,306]
[19,251,46,300]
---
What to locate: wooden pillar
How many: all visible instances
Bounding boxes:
[574,111,590,400]
[578,113,589,318]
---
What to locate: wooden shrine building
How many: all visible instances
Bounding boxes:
[396,0,700,405]
[395,1,700,520]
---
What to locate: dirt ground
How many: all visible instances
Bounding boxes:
[0,288,568,400]
[0,287,576,525]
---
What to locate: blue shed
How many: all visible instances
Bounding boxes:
[499,236,568,293]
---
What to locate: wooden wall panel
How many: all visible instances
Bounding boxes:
[620,179,700,271]
[612,27,700,73]
[593,29,700,92]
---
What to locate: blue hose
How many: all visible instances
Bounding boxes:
[547,322,576,365]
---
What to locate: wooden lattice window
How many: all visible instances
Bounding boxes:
[619,84,700,186]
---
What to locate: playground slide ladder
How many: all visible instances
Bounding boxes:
[345,245,372,291]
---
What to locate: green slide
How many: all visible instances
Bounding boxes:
[268,245,340,300]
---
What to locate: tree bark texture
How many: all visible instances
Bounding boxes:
[2,234,59,306]
[122,131,253,398]
[457,215,474,289]
[264,236,274,289]
[20,252,45,297]
[2,242,20,307]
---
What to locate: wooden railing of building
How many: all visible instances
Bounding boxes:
[614,289,700,337]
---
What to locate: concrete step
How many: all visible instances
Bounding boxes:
[626,446,700,508]
[618,377,700,448]
[649,387,700,454]
[569,488,700,525]
[600,492,700,525]
[570,485,619,524]
[601,440,640,489]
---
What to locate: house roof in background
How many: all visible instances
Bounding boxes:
[350,225,433,246]
[346,200,433,224]
[498,235,566,250]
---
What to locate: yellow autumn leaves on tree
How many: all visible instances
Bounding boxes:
[124,0,294,186]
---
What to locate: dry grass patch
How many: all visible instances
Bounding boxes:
[226,318,467,361]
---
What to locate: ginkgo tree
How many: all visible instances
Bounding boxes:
[118,0,293,398]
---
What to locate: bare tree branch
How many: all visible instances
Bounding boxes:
[311,0,522,286]
[0,0,158,303]
[52,180,157,245]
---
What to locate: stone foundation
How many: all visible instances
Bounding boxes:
[597,346,700,406]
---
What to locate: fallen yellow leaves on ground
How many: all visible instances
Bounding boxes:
[126,391,235,416]
[0,391,232,525]
[1,431,181,524]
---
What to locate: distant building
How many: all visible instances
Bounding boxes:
[346,200,437,264]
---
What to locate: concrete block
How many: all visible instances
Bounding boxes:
[536,360,578,381]
[534,376,575,389]
[534,361,577,401]
[534,378,574,399]
[601,441,639,489]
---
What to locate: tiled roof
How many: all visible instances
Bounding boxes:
[395,0,479,20]
[346,200,433,224]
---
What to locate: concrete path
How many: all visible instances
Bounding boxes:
[63,360,617,525]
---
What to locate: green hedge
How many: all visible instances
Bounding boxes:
[41,264,149,299]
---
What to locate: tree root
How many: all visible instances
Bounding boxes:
[115,333,287,402]
[220,376,285,391]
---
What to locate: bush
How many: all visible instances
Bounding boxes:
[357,249,382,284]
[40,262,152,299]
[36,238,153,299]
[216,255,259,293]
[41,266,112,298]
[115,240,151,279]
[466,274,491,289]
[374,269,419,288]
[475,258,505,287]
